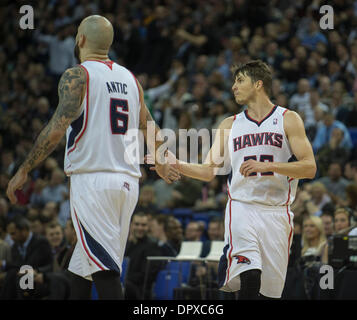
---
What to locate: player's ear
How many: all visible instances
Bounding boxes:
[255,80,263,90]
[79,34,86,48]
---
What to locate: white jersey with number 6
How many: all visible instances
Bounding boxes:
[227,105,298,206]
[64,60,141,178]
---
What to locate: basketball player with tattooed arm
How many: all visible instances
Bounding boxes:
[6,15,180,300]
[158,60,317,299]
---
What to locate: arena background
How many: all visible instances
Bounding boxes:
[0,0,357,300]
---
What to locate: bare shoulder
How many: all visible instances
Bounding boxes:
[55,66,87,124]
[283,110,306,137]
[283,110,304,128]
[59,66,87,88]
[219,115,235,130]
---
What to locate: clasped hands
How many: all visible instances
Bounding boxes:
[145,151,180,184]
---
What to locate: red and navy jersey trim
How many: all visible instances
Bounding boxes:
[67,111,84,150]
[86,59,114,70]
[79,220,120,273]
[244,105,277,127]
[73,207,120,273]
[67,65,89,155]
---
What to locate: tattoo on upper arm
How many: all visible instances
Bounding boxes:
[53,67,86,130]
[21,67,86,172]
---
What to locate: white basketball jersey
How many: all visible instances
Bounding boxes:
[227,105,298,206]
[64,60,141,178]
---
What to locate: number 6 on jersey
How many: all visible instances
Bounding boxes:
[110,98,129,134]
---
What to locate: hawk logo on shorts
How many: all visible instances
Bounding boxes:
[123,182,130,191]
[233,254,251,265]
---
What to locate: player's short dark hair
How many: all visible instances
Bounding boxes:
[231,60,273,97]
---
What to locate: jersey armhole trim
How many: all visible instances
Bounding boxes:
[128,70,140,105]
[67,65,89,155]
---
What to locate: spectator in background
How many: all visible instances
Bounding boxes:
[316,128,350,177]
[136,185,158,215]
[334,208,357,236]
[160,216,183,257]
[288,216,328,300]
[299,20,327,51]
[0,215,53,299]
[206,217,224,242]
[35,22,77,80]
[56,219,76,272]
[318,162,350,202]
[304,88,329,140]
[188,217,224,291]
[28,214,45,237]
[320,212,335,238]
[261,41,284,71]
[317,75,332,106]
[149,214,168,247]
[124,213,162,300]
[330,90,350,124]
[184,221,203,242]
[135,6,174,78]
[289,78,310,113]
[301,216,327,260]
[301,182,332,216]
[39,169,68,205]
[30,219,75,300]
[313,111,353,153]
[45,221,66,257]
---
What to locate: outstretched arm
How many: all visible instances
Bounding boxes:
[6,66,86,203]
[177,116,233,182]
[240,111,316,179]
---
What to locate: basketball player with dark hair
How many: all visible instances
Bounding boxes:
[6,15,180,300]
[153,60,316,299]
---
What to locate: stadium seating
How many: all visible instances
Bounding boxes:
[175,241,203,260]
[153,269,180,300]
[203,241,225,262]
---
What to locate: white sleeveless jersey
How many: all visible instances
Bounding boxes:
[227,105,298,206]
[64,60,141,178]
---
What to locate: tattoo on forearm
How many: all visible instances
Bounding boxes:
[21,67,86,172]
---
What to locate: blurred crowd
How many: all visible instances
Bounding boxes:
[1,0,357,299]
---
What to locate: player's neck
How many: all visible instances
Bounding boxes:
[81,52,110,63]
[246,95,275,121]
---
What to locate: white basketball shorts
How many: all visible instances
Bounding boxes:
[218,199,294,298]
[68,172,139,281]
